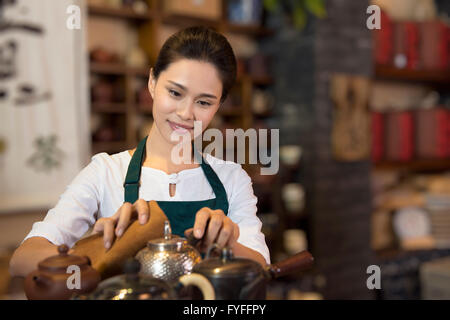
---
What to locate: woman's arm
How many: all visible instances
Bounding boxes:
[230,242,267,267]
[10,154,108,277]
[9,237,60,277]
[226,164,271,266]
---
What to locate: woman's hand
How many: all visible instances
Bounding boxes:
[184,207,239,252]
[92,199,149,249]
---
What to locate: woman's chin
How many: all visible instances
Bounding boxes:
[165,132,194,145]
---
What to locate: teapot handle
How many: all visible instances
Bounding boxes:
[267,250,314,279]
[186,220,211,248]
[178,273,215,300]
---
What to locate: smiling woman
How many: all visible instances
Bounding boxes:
[10,26,270,279]
[148,59,223,145]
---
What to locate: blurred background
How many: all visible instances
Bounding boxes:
[1,0,450,300]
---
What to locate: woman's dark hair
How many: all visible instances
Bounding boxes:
[152,26,237,104]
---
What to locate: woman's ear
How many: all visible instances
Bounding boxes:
[148,68,156,99]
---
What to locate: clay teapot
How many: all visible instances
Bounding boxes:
[24,244,101,300]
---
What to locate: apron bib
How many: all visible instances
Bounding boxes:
[123,136,229,237]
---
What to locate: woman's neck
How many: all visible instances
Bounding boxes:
[141,124,198,173]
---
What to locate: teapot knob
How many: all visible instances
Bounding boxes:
[57,244,69,256]
[221,247,233,263]
[164,220,172,240]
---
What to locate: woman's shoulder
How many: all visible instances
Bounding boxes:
[203,154,255,203]
[203,153,242,170]
[203,153,251,182]
[89,150,131,174]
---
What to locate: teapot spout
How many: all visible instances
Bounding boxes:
[33,274,52,287]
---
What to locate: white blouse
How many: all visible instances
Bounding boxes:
[23,151,271,264]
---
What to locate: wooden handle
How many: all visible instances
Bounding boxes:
[72,201,167,279]
[268,251,314,279]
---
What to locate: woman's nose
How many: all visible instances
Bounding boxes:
[176,100,194,120]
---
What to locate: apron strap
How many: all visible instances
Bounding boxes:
[123,136,147,204]
[124,136,229,214]
[199,157,229,214]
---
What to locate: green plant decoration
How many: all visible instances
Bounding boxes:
[263,0,327,29]
[27,135,65,173]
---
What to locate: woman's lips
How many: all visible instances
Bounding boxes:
[167,120,193,134]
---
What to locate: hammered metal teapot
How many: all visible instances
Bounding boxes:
[135,220,201,281]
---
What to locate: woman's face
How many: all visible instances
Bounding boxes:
[148,58,223,145]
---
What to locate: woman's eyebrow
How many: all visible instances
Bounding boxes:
[167,80,218,99]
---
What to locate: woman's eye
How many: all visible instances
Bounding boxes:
[198,101,211,107]
[169,89,180,97]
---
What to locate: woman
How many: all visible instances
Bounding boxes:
[10,26,270,277]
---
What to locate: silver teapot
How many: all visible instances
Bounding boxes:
[135,220,202,281]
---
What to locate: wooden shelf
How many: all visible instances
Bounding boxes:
[160,15,273,37]
[237,74,274,85]
[135,106,153,116]
[373,159,450,172]
[222,23,273,37]
[88,5,273,36]
[91,102,127,114]
[253,111,274,118]
[88,5,154,21]
[90,62,149,76]
[251,75,274,86]
[375,65,450,84]
[161,13,219,28]
[132,67,151,77]
[92,141,128,154]
[374,247,450,262]
[219,108,242,117]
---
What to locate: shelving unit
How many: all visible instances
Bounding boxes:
[88,4,155,20]
[374,159,450,172]
[375,64,450,84]
[90,62,149,76]
[371,62,450,260]
[88,0,273,156]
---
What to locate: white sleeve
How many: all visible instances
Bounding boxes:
[22,154,106,248]
[227,165,271,265]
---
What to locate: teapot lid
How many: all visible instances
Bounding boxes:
[146,220,188,251]
[193,245,264,278]
[147,237,187,251]
[38,245,90,272]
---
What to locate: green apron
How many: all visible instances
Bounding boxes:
[123,136,229,237]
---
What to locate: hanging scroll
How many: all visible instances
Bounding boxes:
[0,0,89,212]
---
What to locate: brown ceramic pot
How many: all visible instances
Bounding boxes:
[24,245,101,300]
